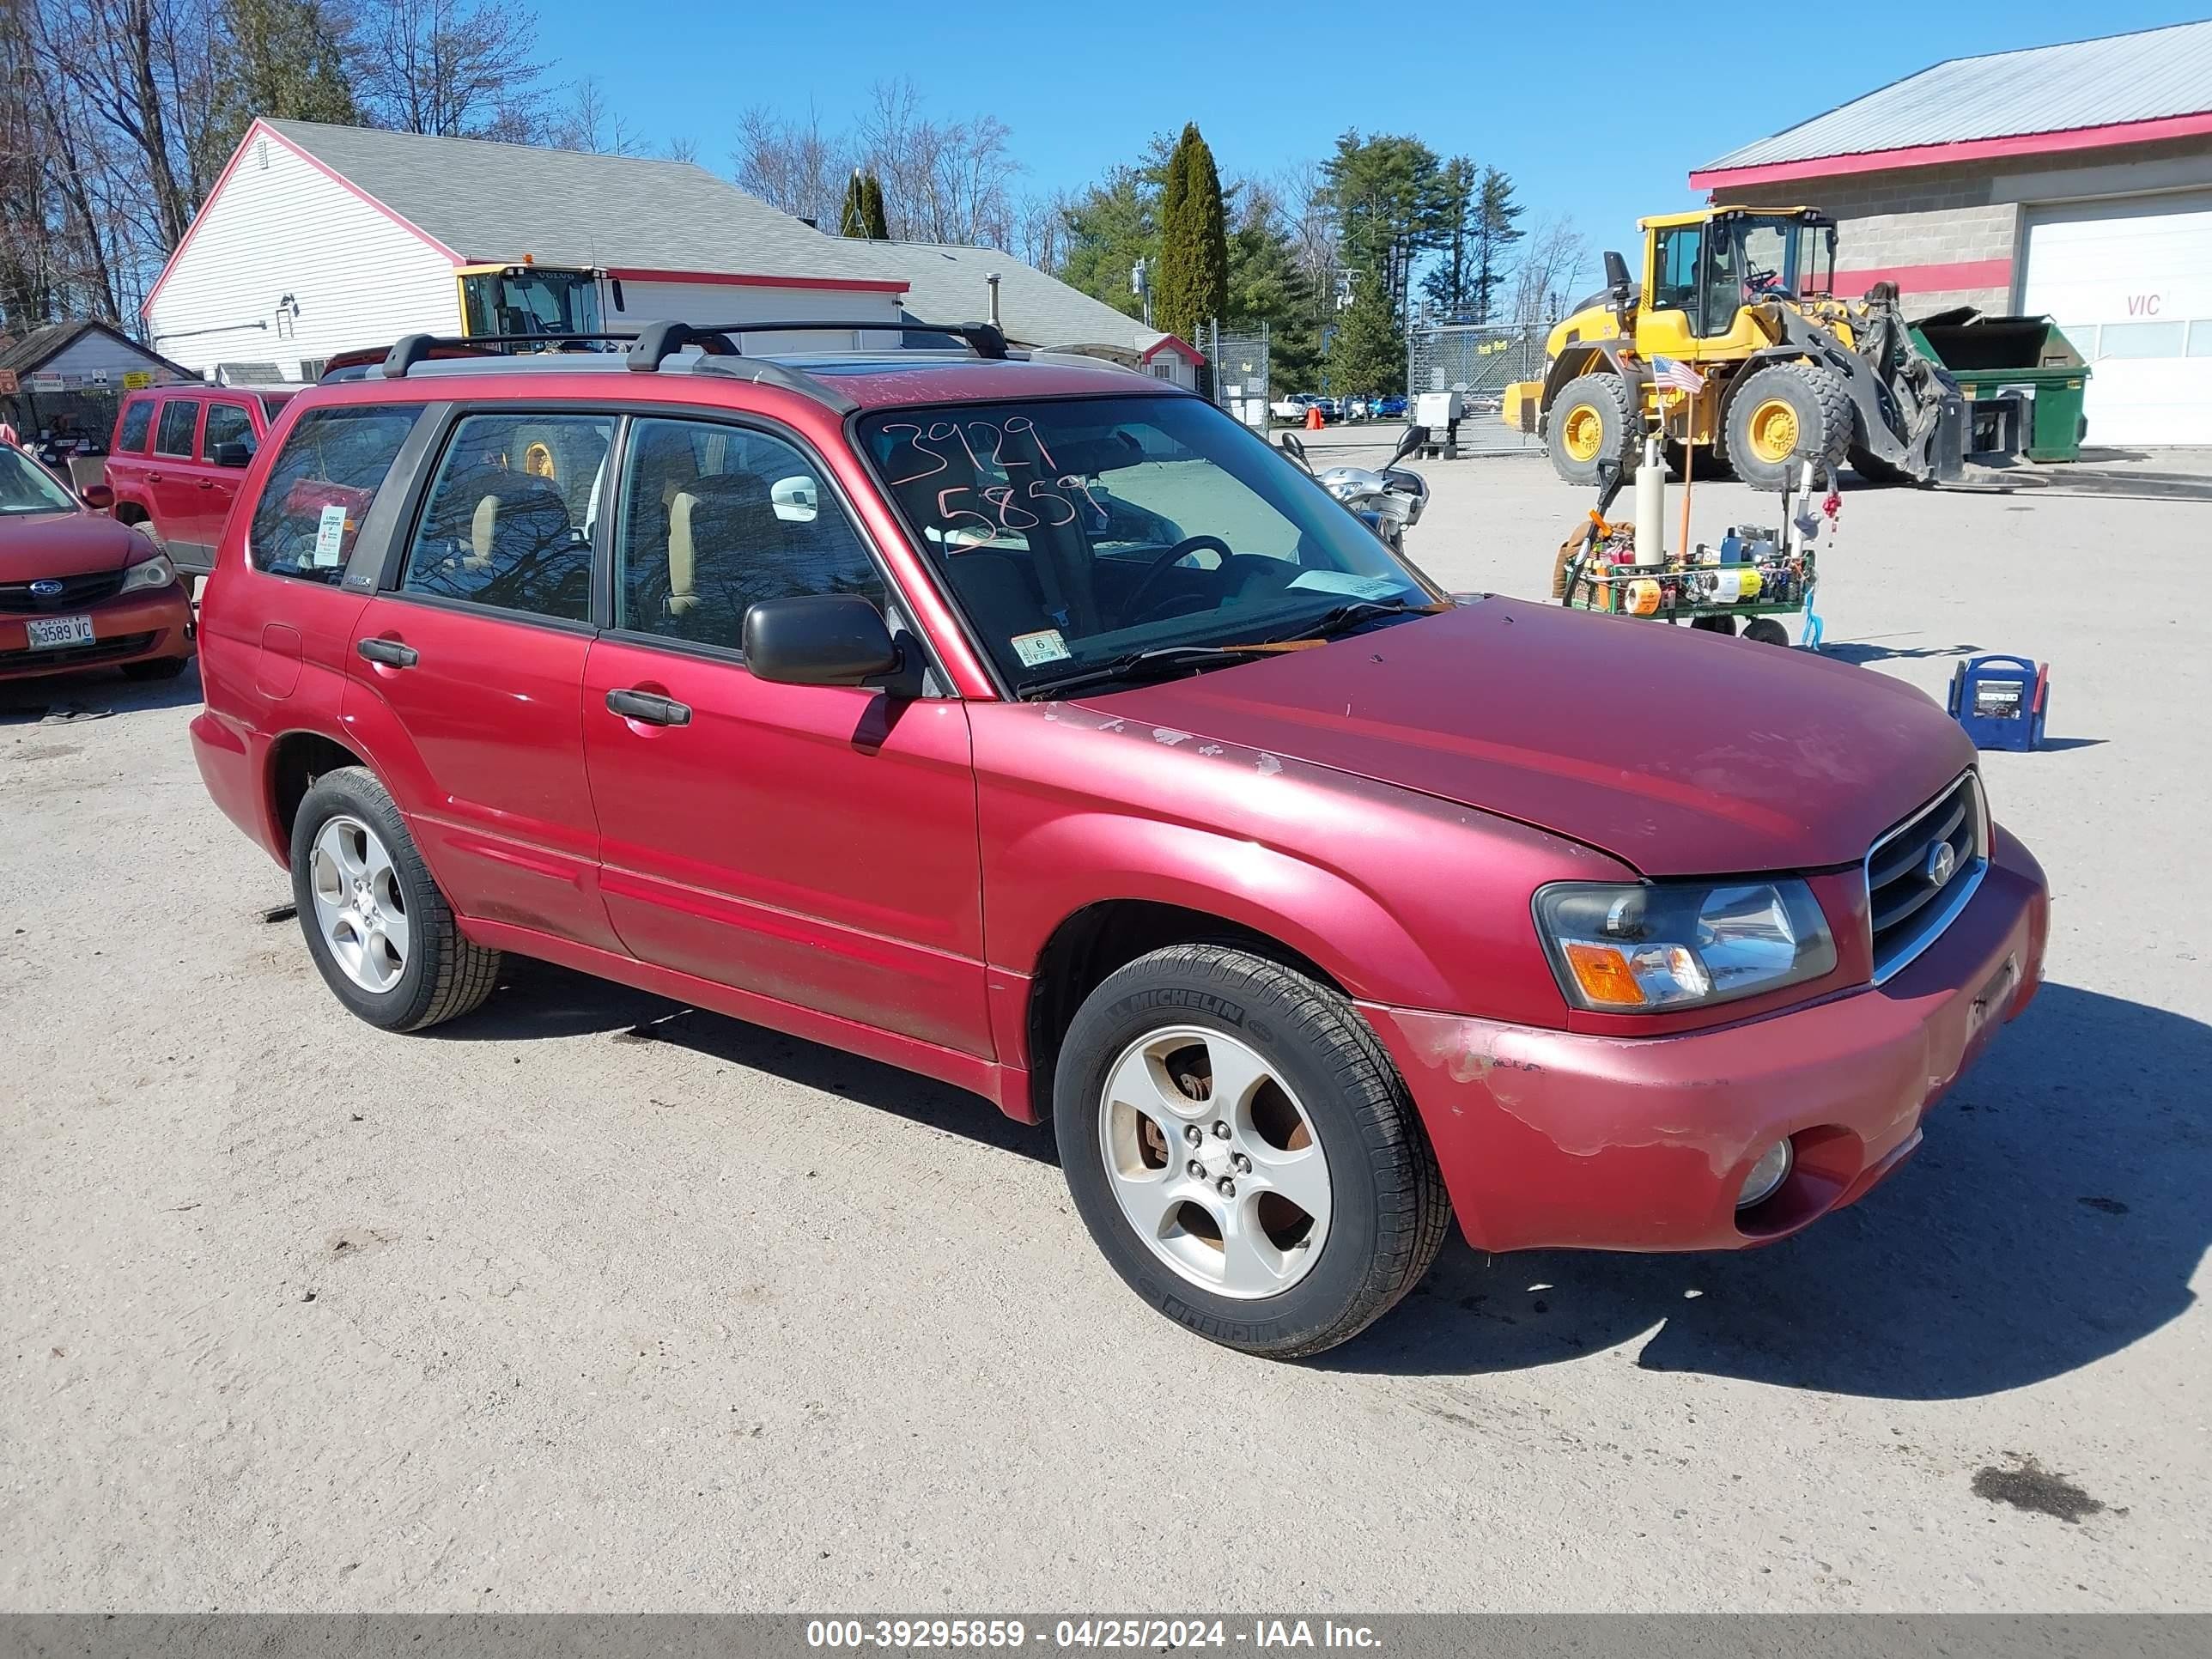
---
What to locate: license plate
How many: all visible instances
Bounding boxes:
[25,614,94,651]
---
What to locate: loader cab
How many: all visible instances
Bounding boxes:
[454,263,608,346]
[1637,208,1838,359]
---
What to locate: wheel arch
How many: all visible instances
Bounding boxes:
[1025,898,1352,1115]
[266,728,372,848]
[1540,342,1642,420]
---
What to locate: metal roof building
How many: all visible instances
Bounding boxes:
[1692,21,2212,446]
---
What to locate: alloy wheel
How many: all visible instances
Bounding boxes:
[1097,1025,1333,1299]
[308,814,410,994]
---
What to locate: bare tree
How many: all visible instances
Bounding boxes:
[1012,191,1068,274]
[1510,214,1589,326]
[854,77,1017,247]
[352,0,546,139]
[548,76,644,155]
[731,103,846,228]
[661,132,700,165]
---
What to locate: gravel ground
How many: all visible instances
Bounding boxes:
[2,449,2206,1613]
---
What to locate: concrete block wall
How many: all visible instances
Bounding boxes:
[1719,135,2212,319]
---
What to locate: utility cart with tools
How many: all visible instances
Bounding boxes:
[1552,454,1837,647]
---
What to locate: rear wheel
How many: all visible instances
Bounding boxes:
[1054,945,1449,1358]
[1546,373,1639,487]
[290,766,500,1031]
[1743,617,1792,647]
[1726,362,1851,491]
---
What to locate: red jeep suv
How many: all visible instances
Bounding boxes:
[189,322,2048,1357]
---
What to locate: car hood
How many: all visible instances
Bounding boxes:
[0,512,145,581]
[1071,598,1976,876]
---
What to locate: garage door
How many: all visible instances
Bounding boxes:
[2021,191,2212,447]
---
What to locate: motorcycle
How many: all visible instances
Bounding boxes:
[1278,423,1431,555]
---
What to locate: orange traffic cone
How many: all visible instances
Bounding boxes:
[1304,404,1325,430]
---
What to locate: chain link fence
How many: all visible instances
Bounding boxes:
[1406,321,1552,454]
[1196,320,1271,428]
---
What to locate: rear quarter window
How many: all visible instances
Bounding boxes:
[247,404,424,584]
[154,400,199,457]
[115,399,154,453]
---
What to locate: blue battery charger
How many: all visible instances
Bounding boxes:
[1948,654,2049,751]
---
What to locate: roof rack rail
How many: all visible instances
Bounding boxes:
[379,331,639,378]
[627,318,1010,369]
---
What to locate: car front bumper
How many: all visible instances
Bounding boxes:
[1362,825,2049,1255]
[0,582,194,680]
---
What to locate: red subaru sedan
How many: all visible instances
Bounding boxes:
[187,325,2047,1357]
[1,441,194,683]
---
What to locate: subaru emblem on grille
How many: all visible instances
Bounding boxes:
[1924,841,1957,887]
[28,579,64,597]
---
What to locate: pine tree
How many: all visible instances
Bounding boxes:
[1420,157,1476,320]
[1188,126,1228,340]
[210,0,358,161]
[840,170,869,238]
[1470,166,1525,323]
[861,172,890,240]
[1155,128,1197,340]
[1325,265,1403,397]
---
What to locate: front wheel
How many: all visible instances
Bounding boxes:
[1725,362,1852,491]
[1054,945,1449,1358]
[290,765,501,1031]
[1545,372,1639,487]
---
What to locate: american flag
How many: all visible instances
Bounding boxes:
[1652,356,1706,394]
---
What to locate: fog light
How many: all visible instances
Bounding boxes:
[1735,1139,1794,1209]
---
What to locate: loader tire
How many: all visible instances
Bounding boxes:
[1546,373,1639,487]
[1726,362,1851,492]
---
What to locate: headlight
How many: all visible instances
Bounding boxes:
[118,551,176,594]
[1534,878,1836,1012]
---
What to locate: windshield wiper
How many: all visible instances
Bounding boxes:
[1267,598,1447,644]
[1019,643,1273,700]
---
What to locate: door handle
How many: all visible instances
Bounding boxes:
[148,471,164,483]
[605,688,691,726]
[356,637,418,668]
[197,478,214,489]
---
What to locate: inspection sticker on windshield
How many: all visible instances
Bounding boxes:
[1011,628,1072,667]
[1287,570,1402,600]
[312,504,349,568]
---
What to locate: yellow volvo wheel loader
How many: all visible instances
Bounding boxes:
[1502,207,2016,490]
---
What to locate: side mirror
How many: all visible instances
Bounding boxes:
[1604,249,1633,306]
[79,483,114,511]
[210,440,252,468]
[1389,423,1431,465]
[743,594,912,693]
[1277,431,1310,472]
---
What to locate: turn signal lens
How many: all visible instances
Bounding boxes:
[1563,943,1645,1006]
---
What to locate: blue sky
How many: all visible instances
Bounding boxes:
[533,2,2209,252]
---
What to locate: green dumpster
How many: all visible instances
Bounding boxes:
[1911,310,2090,464]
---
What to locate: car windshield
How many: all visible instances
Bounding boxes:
[857,394,1437,694]
[0,446,79,515]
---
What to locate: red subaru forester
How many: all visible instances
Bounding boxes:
[189,322,2048,1357]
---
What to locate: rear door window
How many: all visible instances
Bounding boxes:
[202,402,255,460]
[115,399,154,453]
[247,404,425,584]
[154,400,199,458]
[398,411,612,623]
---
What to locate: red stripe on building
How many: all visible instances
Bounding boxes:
[1831,258,2013,296]
[1691,109,2212,190]
[605,267,909,295]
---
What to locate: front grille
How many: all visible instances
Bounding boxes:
[0,630,157,671]
[0,568,127,611]
[1867,774,1986,982]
